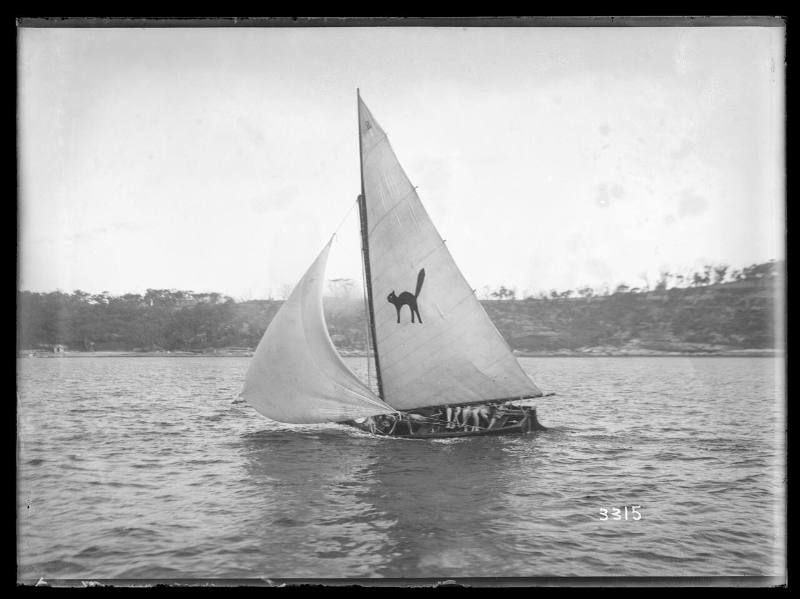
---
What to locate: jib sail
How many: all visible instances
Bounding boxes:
[241,239,396,424]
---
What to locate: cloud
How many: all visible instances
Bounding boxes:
[595,182,623,207]
[237,116,265,148]
[595,184,610,207]
[61,222,147,243]
[110,222,146,233]
[677,189,709,218]
[250,186,299,214]
[584,258,613,281]
[670,138,694,160]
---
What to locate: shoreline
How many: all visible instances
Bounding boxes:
[17,348,783,359]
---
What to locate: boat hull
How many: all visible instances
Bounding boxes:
[343,406,547,439]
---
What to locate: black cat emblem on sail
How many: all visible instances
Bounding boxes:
[387,268,425,324]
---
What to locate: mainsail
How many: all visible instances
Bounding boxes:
[358,94,542,411]
[241,238,396,424]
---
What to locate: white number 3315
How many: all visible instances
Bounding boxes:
[599,505,642,520]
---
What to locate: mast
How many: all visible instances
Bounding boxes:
[356,89,385,399]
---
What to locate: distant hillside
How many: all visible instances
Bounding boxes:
[484,276,780,354]
[17,261,783,355]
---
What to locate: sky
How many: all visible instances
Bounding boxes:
[18,25,785,300]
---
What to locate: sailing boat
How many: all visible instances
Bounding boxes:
[241,91,547,438]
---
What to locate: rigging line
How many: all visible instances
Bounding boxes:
[332,198,360,238]
[329,196,378,394]
[328,197,371,385]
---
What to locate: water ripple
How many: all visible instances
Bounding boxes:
[16,356,785,580]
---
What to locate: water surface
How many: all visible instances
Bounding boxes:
[17,356,785,579]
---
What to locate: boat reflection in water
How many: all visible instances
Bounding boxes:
[238,424,539,578]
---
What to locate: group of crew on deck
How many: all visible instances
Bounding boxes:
[361,403,521,435]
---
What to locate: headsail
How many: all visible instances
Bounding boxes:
[241,238,396,424]
[358,94,542,411]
